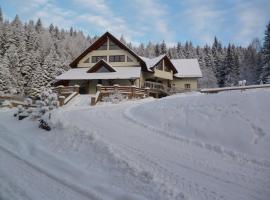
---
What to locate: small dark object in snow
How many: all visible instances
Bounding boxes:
[18,115,28,120]
[14,113,17,117]
[39,119,51,131]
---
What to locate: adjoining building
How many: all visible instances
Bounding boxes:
[56,32,202,96]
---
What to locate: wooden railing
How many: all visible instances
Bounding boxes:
[91,84,150,106]
[144,81,194,95]
[52,85,80,96]
[144,81,168,93]
[52,85,80,106]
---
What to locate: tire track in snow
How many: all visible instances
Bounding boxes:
[121,103,270,199]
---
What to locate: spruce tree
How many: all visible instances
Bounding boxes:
[160,40,167,54]
[0,6,3,23]
[260,21,270,83]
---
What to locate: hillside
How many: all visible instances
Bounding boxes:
[0,89,270,200]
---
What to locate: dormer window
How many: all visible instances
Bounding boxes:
[156,61,163,70]
[109,40,121,50]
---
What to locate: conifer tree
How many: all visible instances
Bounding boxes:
[0,6,3,23]
[260,21,270,83]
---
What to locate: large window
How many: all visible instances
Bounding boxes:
[92,56,107,63]
[109,40,121,50]
[109,55,125,62]
[156,61,163,70]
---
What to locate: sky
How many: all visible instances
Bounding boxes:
[0,0,269,47]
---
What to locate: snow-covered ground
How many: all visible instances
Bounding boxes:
[0,89,270,200]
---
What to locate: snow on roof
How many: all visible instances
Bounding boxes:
[140,54,166,70]
[56,66,141,80]
[171,59,202,78]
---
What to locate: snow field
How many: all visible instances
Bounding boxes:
[0,89,270,200]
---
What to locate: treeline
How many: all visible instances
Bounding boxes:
[0,7,269,96]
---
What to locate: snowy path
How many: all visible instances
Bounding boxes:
[1,90,270,200]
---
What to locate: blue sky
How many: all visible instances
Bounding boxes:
[0,0,270,47]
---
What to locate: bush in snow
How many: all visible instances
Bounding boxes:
[31,88,59,118]
[14,89,59,130]
[103,90,126,104]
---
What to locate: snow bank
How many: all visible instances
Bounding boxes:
[127,89,270,160]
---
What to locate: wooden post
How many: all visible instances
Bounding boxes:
[58,85,64,95]
[131,85,136,98]
[145,87,150,97]
[113,84,119,94]
[91,97,96,106]
[59,95,65,106]
[96,84,102,92]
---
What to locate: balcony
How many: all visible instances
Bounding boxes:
[153,69,173,80]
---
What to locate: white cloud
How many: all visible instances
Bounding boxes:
[132,0,173,43]
[73,0,141,43]
[232,1,270,46]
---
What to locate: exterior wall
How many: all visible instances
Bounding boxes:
[172,78,198,91]
[78,50,139,68]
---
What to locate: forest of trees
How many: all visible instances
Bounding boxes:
[0,7,269,97]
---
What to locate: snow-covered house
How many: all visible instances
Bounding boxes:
[56,32,202,95]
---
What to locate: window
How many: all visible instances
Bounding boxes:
[127,56,133,62]
[109,40,121,50]
[156,61,163,70]
[184,84,191,90]
[91,56,107,63]
[109,55,125,62]
[83,58,90,63]
[97,40,107,50]
[164,65,171,72]
[96,66,110,73]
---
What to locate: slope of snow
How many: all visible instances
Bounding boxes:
[0,89,270,200]
[127,90,270,160]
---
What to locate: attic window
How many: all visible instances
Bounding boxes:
[109,55,125,62]
[95,66,111,73]
[83,58,90,63]
[156,61,163,70]
[109,40,121,50]
[127,56,133,62]
[97,40,107,50]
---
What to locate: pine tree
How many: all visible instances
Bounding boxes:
[260,21,270,83]
[160,40,167,54]
[0,6,3,23]
[35,18,43,33]
[176,42,184,58]
[155,44,160,56]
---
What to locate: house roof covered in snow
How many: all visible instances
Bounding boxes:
[56,66,141,80]
[140,55,178,73]
[171,59,202,78]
